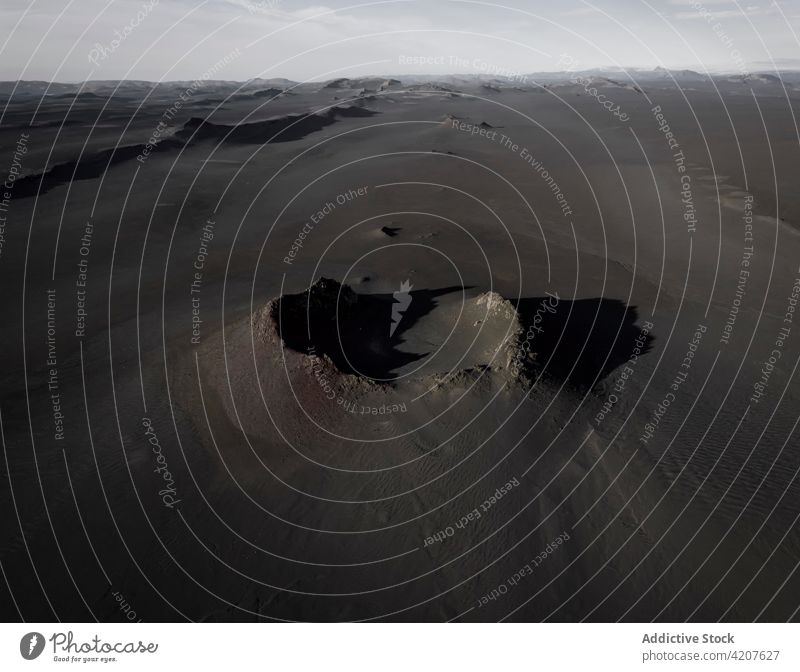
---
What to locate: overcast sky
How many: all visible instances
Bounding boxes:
[1,0,799,82]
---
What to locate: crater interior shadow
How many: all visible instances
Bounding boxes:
[274,278,466,380]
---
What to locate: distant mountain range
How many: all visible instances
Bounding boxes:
[2,69,799,99]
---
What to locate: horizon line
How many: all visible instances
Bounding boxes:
[4,67,800,86]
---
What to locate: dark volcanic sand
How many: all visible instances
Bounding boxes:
[1,75,800,622]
